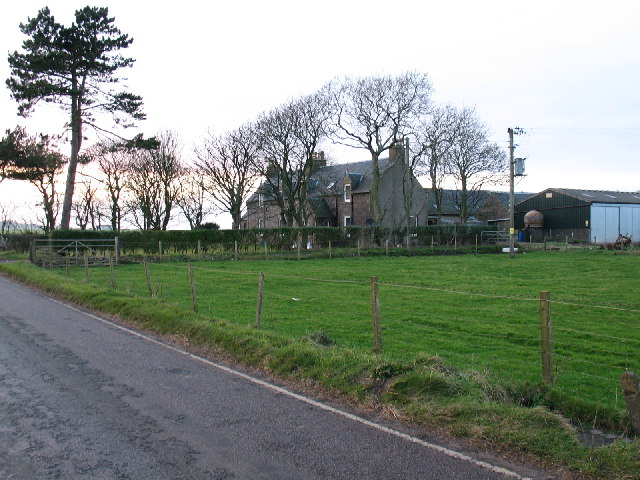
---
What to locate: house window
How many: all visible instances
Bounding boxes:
[344,215,351,227]
[258,193,264,207]
[258,218,263,229]
[344,184,351,202]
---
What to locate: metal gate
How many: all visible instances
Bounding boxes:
[31,238,118,267]
[480,230,510,245]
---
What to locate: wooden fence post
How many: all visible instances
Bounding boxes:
[159,241,163,257]
[255,272,265,328]
[264,241,268,260]
[565,236,569,251]
[234,240,238,261]
[371,276,382,353]
[84,253,89,283]
[188,263,198,313]
[475,234,478,253]
[540,291,553,384]
[197,240,202,260]
[65,257,70,277]
[431,236,434,252]
[385,239,389,256]
[297,233,302,261]
[114,237,120,265]
[357,239,361,257]
[109,256,116,290]
[144,261,153,297]
[328,240,332,259]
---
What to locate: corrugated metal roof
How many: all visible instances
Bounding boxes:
[427,189,533,215]
[544,188,640,205]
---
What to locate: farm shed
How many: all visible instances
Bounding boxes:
[514,188,640,243]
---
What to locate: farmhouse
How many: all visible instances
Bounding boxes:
[244,144,428,228]
[515,188,640,243]
[427,190,532,227]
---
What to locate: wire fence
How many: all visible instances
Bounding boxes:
[25,234,508,266]
[43,257,640,413]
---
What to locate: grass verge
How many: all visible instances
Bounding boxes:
[1,258,639,479]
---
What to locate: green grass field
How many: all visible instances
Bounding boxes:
[60,248,640,417]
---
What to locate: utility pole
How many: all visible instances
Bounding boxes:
[508,128,516,259]
[405,136,411,250]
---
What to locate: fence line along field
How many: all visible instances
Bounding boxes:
[56,249,640,415]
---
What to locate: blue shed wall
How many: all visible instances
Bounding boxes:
[590,203,640,243]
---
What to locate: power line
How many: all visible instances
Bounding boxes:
[525,127,640,136]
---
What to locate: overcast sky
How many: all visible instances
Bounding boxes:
[1,0,639,228]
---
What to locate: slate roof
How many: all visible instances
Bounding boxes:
[541,188,640,205]
[247,157,392,204]
[426,189,533,216]
[307,197,334,218]
[309,158,391,195]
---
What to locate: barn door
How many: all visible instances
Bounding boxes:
[602,207,620,243]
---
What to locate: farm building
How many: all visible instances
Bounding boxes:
[427,190,532,227]
[515,188,640,243]
[244,144,428,229]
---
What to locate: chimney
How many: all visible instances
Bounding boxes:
[389,141,404,164]
[312,150,327,168]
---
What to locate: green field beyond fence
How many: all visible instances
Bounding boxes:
[54,249,639,416]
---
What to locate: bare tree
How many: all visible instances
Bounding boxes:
[447,107,507,223]
[126,130,184,230]
[89,140,131,231]
[331,72,431,225]
[73,179,105,230]
[0,203,17,234]
[414,104,459,223]
[255,105,299,227]
[176,169,215,230]
[255,91,332,227]
[16,219,30,234]
[194,123,259,229]
[288,90,334,226]
[87,136,160,231]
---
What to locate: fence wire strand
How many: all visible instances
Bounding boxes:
[56,256,640,413]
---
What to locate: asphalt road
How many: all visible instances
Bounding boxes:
[0,274,544,479]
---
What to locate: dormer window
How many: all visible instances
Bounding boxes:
[344,184,351,202]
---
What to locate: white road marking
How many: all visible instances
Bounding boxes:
[47,295,532,480]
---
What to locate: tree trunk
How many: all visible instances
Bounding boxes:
[60,90,83,230]
[370,152,382,225]
[460,177,468,224]
[231,203,241,230]
[431,178,442,225]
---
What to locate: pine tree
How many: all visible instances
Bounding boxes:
[6,6,145,229]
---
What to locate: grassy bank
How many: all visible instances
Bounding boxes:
[61,250,640,420]
[2,251,640,479]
